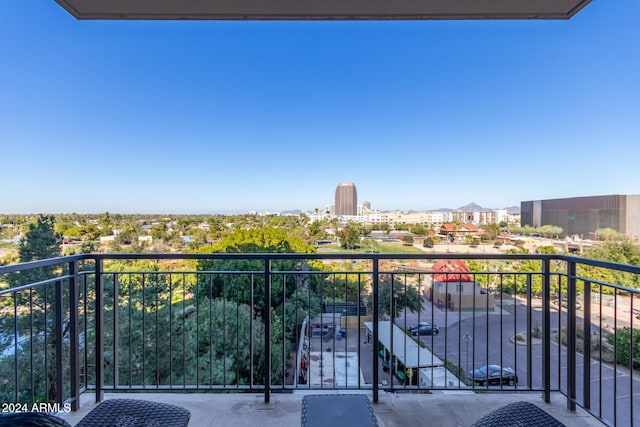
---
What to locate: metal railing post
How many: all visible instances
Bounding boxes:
[54,280,63,404]
[264,257,271,403]
[526,274,532,389]
[113,274,119,388]
[389,273,395,392]
[630,295,635,425]
[372,257,379,403]
[567,260,577,411]
[95,259,104,403]
[583,280,591,411]
[542,257,551,403]
[69,261,80,411]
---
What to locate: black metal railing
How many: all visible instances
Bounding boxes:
[0,253,638,426]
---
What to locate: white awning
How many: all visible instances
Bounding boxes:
[365,321,444,369]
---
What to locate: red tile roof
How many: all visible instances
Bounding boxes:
[432,259,473,282]
[439,223,478,232]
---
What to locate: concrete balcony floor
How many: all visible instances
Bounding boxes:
[60,390,603,426]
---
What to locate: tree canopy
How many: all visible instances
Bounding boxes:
[338,223,360,249]
[205,227,315,254]
[579,240,640,290]
[373,275,423,318]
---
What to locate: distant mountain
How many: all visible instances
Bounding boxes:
[433,203,519,213]
[280,209,302,216]
[458,202,492,213]
[504,206,520,214]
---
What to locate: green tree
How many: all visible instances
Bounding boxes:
[339,223,360,249]
[308,221,324,240]
[595,228,624,241]
[536,245,557,255]
[78,224,101,241]
[150,224,168,241]
[580,241,640,290]
[80,241,99,254]
[186,228,208,247]
[537,225,563,238]
[310,261,364,302]
[512,225,536,236]
[116,221,140,246]
[401,235,414,246]
[423,237,435,248]
[192,228,319,385]
[373,276,423,318]
[100,212,114,228]
[411,224,427,236]
[480,223,499,240]
[195,228,316,315]
[97,259,284,388]
[1,215,64,403]
[16,215,62,267]
[54,221,73,236]
[607,327,640,369]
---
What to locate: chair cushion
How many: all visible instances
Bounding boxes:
[301,395,378,427]
[471,401,565,427]
[75,399,190,427]
[0,412,72,427]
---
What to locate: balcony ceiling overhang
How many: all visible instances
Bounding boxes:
[54,0,592,21]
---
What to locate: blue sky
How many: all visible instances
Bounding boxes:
[1,1,639,214]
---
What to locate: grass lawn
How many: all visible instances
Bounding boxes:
[318,241,425,254]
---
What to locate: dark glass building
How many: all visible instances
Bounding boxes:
[335,182,358,216]
[521,194,640,238]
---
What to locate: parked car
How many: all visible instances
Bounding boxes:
[468,365,518,386]
[408,322,439,336]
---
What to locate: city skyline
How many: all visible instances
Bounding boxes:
[1,1,639,214]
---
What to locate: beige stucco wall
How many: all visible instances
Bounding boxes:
[429,282,495,311]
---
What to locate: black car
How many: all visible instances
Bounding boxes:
[468,365,518,386]
[408,322,439,336]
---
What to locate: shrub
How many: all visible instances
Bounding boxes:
[607,327,640,369]
[532,324,541,339]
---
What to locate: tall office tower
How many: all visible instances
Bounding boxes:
[335,182,358,216]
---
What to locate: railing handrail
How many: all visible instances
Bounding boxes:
[558,253,640,274]
[0,254,84,274]
[0,273,77,296]
[3,251,639,291]
[1,251,638,269]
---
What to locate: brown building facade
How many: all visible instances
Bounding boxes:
[334,182,358,216]
[521,194,640,238]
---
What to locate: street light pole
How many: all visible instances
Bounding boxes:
[463,332,472,377]
[393,293,399,320]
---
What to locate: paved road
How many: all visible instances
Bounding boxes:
[395,297,640,427]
